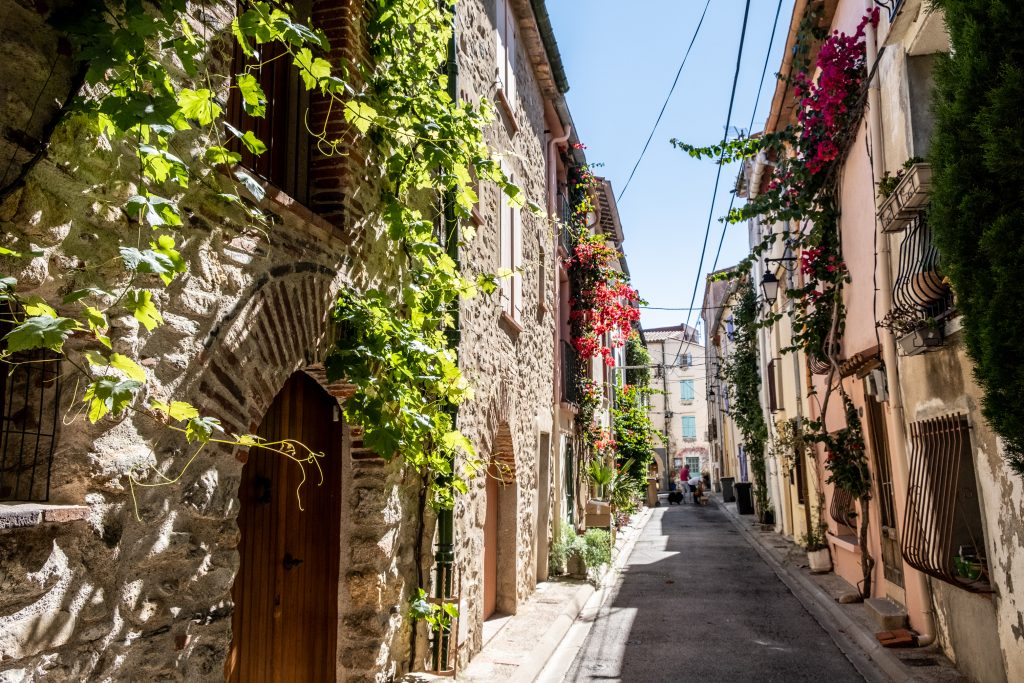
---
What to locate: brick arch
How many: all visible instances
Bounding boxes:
[483,380,517,482]
[187,269,341,436]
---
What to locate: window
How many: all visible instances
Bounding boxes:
[679,379,694,402]
[0,313,61,502]
[685,456,701,477]
[499,168,522,322]
[681,416,696,440]
[902,413,990,592]
[766,359,779,412]
[227,0,314,205]
[680,352,693,368]
[495,0,518,105]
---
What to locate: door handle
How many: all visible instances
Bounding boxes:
[283,553,303,570]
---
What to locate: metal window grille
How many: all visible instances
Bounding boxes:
[902,414,991,592]
[874,0,906,21]
[892,214,954,323]
[829,488,857,531]
[0,346,62,502]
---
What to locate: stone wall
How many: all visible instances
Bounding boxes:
[0,1,425,681]
[449,0,555,665]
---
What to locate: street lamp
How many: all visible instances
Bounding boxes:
[761,271,780,306]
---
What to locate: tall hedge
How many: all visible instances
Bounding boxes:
[930,0,1024,475]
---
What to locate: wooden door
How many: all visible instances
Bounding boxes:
[866,396,904,588]
[227,373,342,682]
[483,468,498,619]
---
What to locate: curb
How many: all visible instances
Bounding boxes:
[714,498,922,683]
[526,506,654,683]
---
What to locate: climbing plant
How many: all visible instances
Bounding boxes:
[718,279,769,515]
[0,0,527,512]
[611,382,657,511]
[929,0,1024,476]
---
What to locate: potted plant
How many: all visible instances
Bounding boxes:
[954,545,987,582]
[586,460,615,500]
[801,525,833,574]
[877,156,929,232]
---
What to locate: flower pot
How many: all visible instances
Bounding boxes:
[897,327,943,356]
[807,547,833,574]
[877,163,932,233]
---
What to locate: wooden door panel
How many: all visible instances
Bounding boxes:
[483,470,498,619]
[229,373,341,682]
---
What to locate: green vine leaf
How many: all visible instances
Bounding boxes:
[205,146,243,167]
[151,399,200,421]
[139,144,189,185]
[120,240,185,284]
[3,315,79,353]
[185,415,223,443]
[235,73,267,117]
[85,350,147,383]
[125,194,182,227]
[294,47,332,91]
[84,377,143,422]
[177,88,222,125]
[82,306,111,349]
[343,100,377,134]
[125,290,164,331]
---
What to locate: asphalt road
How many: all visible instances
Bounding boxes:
[562,501,867,683]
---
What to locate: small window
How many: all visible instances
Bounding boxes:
[498,170,523,322]
[679,379,694,402]
[681,416,697,440]
[685,456,701,477]
[0,314,61,502]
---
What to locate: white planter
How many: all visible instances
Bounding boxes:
[808,548,833,574]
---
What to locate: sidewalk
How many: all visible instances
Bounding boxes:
[713,495,967,683]
[456,506,653,683]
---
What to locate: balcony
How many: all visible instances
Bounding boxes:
[878,162,932,233]
[561,340,580,405]
[886,213,955,355]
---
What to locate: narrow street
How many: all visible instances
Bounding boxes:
[562,502,867,683]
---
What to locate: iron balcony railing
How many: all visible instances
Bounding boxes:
[875,0,906,21]
[561,340,580,405]
[892,214,953,322]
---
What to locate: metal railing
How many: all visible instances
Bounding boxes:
[875,0,906,21]
[902,414,991,592]
[1,349,62,502]
[830,488,857,531]
[892,214,953,321]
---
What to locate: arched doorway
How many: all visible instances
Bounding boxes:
[226,372,343,682]
[483,423,518,620]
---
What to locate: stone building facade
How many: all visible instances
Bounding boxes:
[643,323,711,491]
[0,0,578,680]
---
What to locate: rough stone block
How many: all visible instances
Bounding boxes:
[865,597,908,630]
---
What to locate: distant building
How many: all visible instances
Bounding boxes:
[643,323,710,490]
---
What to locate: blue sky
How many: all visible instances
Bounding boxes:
[547,0,793,333]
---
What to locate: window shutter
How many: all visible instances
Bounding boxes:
[505,6,517,104]
[512,205,523,320]
[499,185,512,315]
[495,0,508,90]
[767,359,778,412]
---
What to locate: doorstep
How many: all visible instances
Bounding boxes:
[713,496,966,683]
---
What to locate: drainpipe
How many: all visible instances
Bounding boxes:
[548,125,571,540]
[864,7,935,646]
[434,1,459,670]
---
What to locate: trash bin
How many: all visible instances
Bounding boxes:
[735,482,755,515]
[720,477,736,502]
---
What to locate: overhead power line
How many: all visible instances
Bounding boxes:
[669,0,754,370]
[616,0,713,203]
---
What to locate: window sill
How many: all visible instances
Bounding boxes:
[499,310,524,336]
[0,502,90,530]
[827,532,859,553]
[495,88,519,137]
[220,166,341,242]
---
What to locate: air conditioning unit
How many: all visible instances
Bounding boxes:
[863,368,889,403]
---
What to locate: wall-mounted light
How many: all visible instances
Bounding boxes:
[761,271,780,306]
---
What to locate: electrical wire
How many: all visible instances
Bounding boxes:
[665,0,786,372]
[667,0,754,371]
[616,0,713,203]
